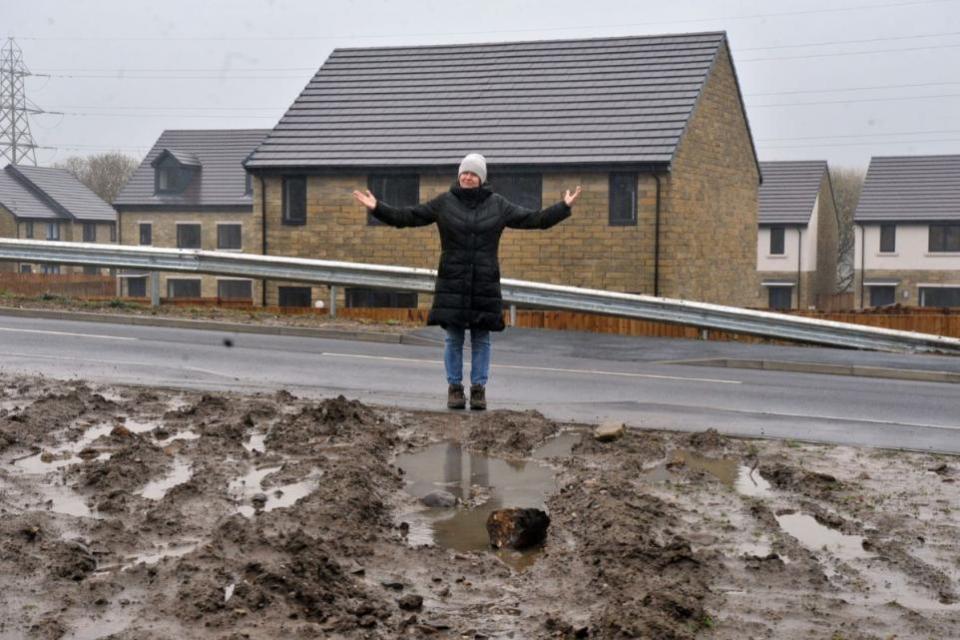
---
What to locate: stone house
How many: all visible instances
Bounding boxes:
[757,161,839,310]
[244,32,762,309]
[113,129,269,301]
[0,164,117,274]
[854,154,960,308]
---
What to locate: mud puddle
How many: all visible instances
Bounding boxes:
[395,432,579,570]
[226,463,323,517]
[642,448,773,498]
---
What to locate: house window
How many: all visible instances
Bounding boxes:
[879,224,896,253]
[278,286,311,307]
[218,279,253,300]
[42,264,60,275]
[920,287,960,308]
[19,264,31,274]
[46,222,60,241]
[769,226,785,255]
[490,173,542,210]
[83,265,100,275]
[83,223,96,242]
[869,286,896,307]
[110,224,117,242]
[167,279,201,298]
[367,174,419,226]
[127,277,147,297]
[609,173,637,226]
[282,176,307,225]
[245,172,253,196]
[139,223,152,246]
[929,223,960,252]
[768,286,793,310]
[156,164,187,194]
[345,287,418,308]
[176,223,202,249]
[24,221,33,238]
[217,223,242,250]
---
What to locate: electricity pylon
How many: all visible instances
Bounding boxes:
[0,38,41,166]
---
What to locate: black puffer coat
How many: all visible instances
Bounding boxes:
[372,185,571,331]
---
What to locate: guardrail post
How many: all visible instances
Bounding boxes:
[329,285,337,318]
[509,304,517,326]
[150,272,160,308]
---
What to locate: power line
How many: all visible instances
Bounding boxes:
[13,0,957,42]
[739,42,960,62]
[738,30,960,51]
[750,93,960,108]
[757,128,960,141]
[761,137,960,149]
[745,80,960,97]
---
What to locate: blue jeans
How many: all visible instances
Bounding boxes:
[444,326,491,386]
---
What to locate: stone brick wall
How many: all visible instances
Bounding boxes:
[118,208,262,300]
[0,206,18,273]
[662,43,761,307]
[815,174,840,301]
[854,269,960,308]
[257,171,662,307]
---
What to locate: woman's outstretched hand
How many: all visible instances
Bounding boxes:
[564,186,582,207]
[352,189,377,210]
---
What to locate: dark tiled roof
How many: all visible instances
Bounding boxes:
[0,166,60,219]
[153,149,202,167]
[246,32,735,169]
[115,129,270,208]
[855,155,960,222]
[758,161,827,225]
[0,165,116,221]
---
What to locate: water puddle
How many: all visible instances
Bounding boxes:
[227,465,322,517]
[243,433,267,454]
[121,540,200,569]
[139,458,192,500]
[775,513,871,561]
[640,450,773,498]
[394,434,579,571]
[14,417,163,473]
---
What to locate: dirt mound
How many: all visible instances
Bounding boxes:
[545,478,716,639]
[71,435,168,493]
[0,388,94,452]
[266,395,390,456]
[760,461,846,497]
[465,409,559,457]
[684,427,727,450]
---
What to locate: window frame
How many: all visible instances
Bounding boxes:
[879,224,896,253]
[920,286,960,308]
[176,222,202,249]
[768,285,793,310]
[139,222,152,246]
[769,226,786,255]
[217,278,253,300]
[278,286,312,308]
[869,285,896,307]
[489,173,542,211]
[282,176,307,226]
[928,223,960,253]
[46,222,60,241]
[166,278,202,299]
[216,223,243,251]
[608,172,638,226]
[24,221,33,239]
[82,222,96,243]
[366,174,419,226]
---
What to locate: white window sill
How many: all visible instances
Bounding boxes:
[924,252,960,257]
[766,254,788,259]
[875,252,898,257]
[217,248,244,253]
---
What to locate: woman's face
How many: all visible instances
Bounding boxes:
[458,171,481,188]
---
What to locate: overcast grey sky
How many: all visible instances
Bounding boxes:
[6,0,960,170]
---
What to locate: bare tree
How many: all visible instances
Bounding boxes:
[830,166,866,292]
[55,152,140,204]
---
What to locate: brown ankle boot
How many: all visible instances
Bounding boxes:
[447,384,466,410]
[469,384,486,411]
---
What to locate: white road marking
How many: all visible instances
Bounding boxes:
[0,327,137,341]
[0,351,236,379]
[320,351,741,385]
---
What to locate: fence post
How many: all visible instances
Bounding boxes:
[509,304,517,326]
[150,272,160,308]
[329,285,337,318]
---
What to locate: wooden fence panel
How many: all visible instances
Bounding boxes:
[0,273,115,298]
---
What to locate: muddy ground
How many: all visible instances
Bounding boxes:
[0,375,957,639]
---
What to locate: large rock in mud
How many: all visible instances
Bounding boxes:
[486,508,550,549]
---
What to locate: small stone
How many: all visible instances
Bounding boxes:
[251,493,268,509]
[110,425,132,438]
[77,448,99,460]
[381,581,405,591]
[398,594,423,611]
[39,451,55,463]
[593,421,625,442]
[421,490,457,508]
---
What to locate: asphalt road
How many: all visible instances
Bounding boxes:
[0,314,958,453]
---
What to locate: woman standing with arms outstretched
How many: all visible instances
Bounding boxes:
[353,153,581,410]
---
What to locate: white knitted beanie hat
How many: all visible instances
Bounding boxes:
[457,153,487,183]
